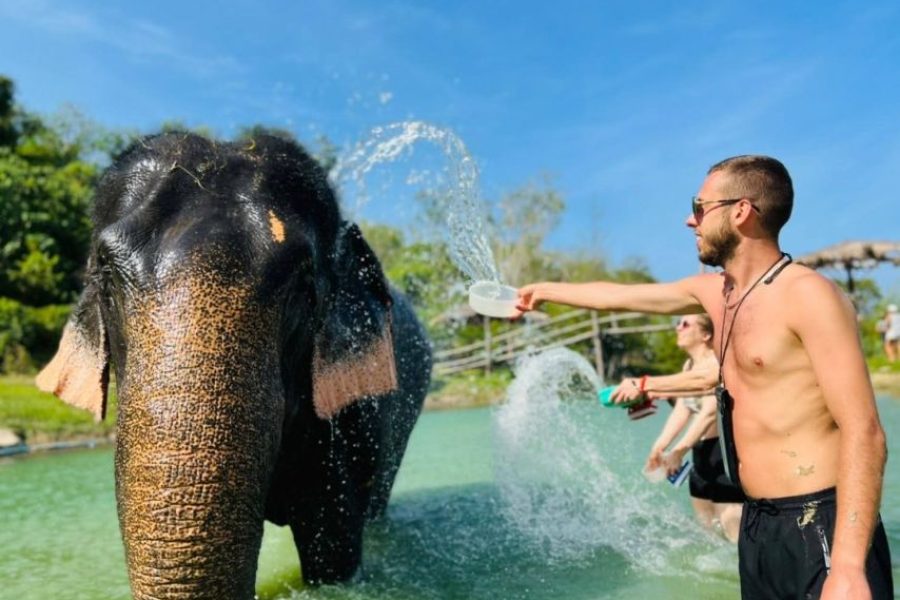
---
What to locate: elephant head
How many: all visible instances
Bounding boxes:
[37,132,432,598]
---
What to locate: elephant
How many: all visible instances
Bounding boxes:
[36,131,432,598]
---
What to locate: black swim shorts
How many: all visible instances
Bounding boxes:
[739,487,894,599]
[689,437,746,504]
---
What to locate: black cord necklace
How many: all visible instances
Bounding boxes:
[717,252,792,385]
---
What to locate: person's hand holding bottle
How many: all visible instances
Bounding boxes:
[645,445,664,471]
[611,377,644,404]
[662,446,689,477]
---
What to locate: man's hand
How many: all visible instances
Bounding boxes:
[820,564,871,600]
[515,284,543,315]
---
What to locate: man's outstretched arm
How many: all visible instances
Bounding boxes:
[515,273,715,316]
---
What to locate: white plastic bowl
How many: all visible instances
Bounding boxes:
[642,465,667,484]
[468,280,519,319]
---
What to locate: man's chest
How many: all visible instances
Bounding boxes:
[713,297,802,382]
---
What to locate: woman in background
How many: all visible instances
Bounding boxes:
[612,314,743,542]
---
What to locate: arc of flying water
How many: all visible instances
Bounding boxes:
[329,121,501,284]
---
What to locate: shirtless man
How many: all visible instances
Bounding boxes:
[515,156,893,599]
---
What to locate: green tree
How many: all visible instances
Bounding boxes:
[159,119,215,139]
[0,127,95,305]
[359,221,461,328]
[235,124,297,144]
[0,76,17,148]
[834,276,881,317]
[0,75,120,372]
[491,176,566,285]
[411,176,567,286]
[833,276,889,358]
[310,134,339,173]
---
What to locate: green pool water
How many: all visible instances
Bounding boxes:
[1,396,898,599]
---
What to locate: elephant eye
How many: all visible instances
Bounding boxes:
[95,241,143,301]
[96,225,147,286]
[95,246,112,273]
[91,244,113,286]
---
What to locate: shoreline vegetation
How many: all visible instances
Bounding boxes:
[2,367,900,456]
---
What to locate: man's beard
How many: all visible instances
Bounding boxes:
[698,221,739,267]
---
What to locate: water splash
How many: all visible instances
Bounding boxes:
[330,121,500,283]
[492,348,703,572]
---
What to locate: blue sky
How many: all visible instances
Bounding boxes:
[2,0,898,295]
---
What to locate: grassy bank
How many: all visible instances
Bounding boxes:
[0,370,513,443]
[3,362,898,444]
[0,375,117,443]
[868,357,900,395]
[424,370,513,410]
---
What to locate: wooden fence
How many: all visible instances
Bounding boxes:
[433,309,671,376]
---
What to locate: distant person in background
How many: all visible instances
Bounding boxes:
[882,304,900,363]
[611,313,743,542]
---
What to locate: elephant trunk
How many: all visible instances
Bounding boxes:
[114,274,284,599]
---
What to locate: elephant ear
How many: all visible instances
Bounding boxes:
[312,223,398,419]
[36,283,109,422]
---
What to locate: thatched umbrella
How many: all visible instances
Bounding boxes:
[796,240,900,293]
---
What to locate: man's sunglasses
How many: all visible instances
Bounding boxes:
[691,196,760,223]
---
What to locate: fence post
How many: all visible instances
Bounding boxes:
[483,316,492,374]
[590,310,604,376]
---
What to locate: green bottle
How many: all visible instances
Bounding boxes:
[597,385,658,420]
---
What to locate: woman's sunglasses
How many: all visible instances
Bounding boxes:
[691,196,760,223]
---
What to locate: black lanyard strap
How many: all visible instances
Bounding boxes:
[717,252,792,385]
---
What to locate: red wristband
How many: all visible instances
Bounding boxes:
[639,375,649,393]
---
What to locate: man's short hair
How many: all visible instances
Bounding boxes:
[708,155,793,239]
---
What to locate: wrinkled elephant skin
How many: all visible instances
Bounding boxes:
[37,132,432,599]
